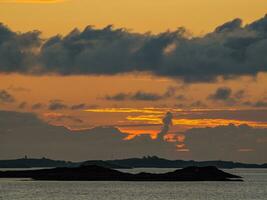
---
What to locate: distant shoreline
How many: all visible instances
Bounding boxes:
[0,156,266,169]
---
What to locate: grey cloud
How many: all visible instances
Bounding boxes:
[105,91,163,101]
[1,110,266,163]
[0,15,267,82]
[70,103,87,110]
[234,90,245,99]
[105,93,129,101]
[0,23,40,73]
[0,110,176,160]
[190,101,207,108]
[184,124,267,163]
[0,90,15,103]
[244,101,267,108]
[215,18,242,33]
[176,95,186,100]
[105,87,177,101]
[173,109,267,123]
[18,101,27,109]
[254,101,267,107]
[131,91,163,101]
[158,112,173,139]
[208,87,245,103]
[32,103,44,110]
[47,114,83,124]
[48,100,68,110]
[209,87,232,101]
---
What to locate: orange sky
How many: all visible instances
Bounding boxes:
[1,0,267,36]
[1,0,267,138]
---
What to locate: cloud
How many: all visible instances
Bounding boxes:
[158,112,173,139]
[131,91,163,101]
[184,124,267,163]
[0,90,15,103]
[105,91,162,101]
[190,100,207,108]
[0,23,40,73]
[0,110,176,160]
[32,103,44,110]
[48,100,68,110]
[18,101,27,109]
[244,101,267,108]
[208,87,245,104]
[105,87,177,101]
[209,87,232,101]
[70,103,87,110]
[43,112,83,123]
[0,110,266,163]
[215,18,242,33]
[0,15,267,82]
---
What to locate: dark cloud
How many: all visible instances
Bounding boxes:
[234,90,245,99]
[208,87,245,104]
[1,15,267,82]
[1,110,266,163]
[173,109,267,122]
[158,112,173,139]
[176,95,186,100]
[0,90,15,103]
[46,113,83,124]
[254,101,267,107]
[0,110,176,160]
[0,23,40,73]
[244,101,267,108]
[32,103,44,110]
[18,101,27,109]
[105,87,177,101]
[105,91,163,101]
[184,124,267,163]
[70,103,87,110]
[215,18,242,33]
[131,91,163,101]
[163,86,177,98]
[105,93,129,101]
[48,100,68,110]
[190,101,207,108]
[209,87,232,101]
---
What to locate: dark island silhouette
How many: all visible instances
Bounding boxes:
[0,156,266,169]
[0,165,242,181]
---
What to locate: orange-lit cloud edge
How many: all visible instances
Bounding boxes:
[81,107,267,143]
[84,107,267,128]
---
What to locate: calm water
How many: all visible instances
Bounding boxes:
[0,168,266,200]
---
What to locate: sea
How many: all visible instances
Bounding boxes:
[0,168,266,200]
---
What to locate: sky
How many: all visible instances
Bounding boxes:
[0,0,267,163]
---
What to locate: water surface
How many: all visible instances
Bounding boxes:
[0,168,266,200]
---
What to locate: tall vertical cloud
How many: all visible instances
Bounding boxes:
[158,112,173,139]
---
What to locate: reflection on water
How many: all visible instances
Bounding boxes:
[0,169,266,200]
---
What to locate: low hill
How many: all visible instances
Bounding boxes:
[0,156,266,169]
[0,165,243,181]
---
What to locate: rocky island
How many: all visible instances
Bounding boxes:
[0,165,242,181]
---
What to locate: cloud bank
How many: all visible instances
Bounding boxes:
[0,15,267,82]
[0,110,266,163]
